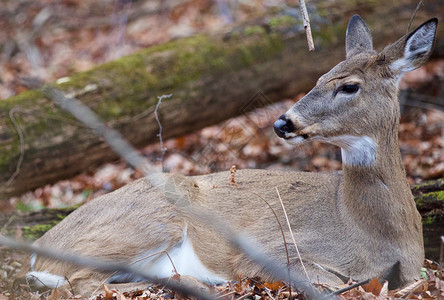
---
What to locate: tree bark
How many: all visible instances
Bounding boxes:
[1,0,443,200]
[412,178,444,225]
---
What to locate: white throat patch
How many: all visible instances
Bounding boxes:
[319,135,377,167]
[334,135,377,167]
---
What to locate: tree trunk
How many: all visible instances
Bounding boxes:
[1,0,443,200]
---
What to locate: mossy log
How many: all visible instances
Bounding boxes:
[0,207,76,240]
[412,178,444,225]
[1,0,444,200]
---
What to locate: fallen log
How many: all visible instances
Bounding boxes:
[1,0,443,200]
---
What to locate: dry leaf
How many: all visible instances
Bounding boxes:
[103,284,116,300]
[395,279,427,297]
[258,281,285,291]
[233,278,249,294]
[115,290,128,300]
[378,281,388,298]
[363,277,383,296]
[47,288,62,300]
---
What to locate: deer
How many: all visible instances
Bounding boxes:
[25,15,437,296]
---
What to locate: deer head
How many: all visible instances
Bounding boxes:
[274,15,437,167]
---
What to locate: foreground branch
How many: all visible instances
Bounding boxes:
[0,235,215,300]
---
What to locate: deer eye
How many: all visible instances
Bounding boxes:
[338,84,360,94]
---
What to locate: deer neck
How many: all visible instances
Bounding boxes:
[338,117,416,236]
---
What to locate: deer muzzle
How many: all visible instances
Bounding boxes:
[273,115,295,138]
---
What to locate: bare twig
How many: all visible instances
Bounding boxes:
[41,85,153,177]
[0,215,16,235]
[236,291,254,300]
[249,192,294,298]
[394,279,427,298]
[229,165,238,186]
[0,235,215,300]
[6,103,86,186]
[26,273,51,289]
[131,250,178,275]
[328,278,370,296]
[215,0,233,24]
[407,0,424,33]
[214,286,230,297]
[154,94,173,171]
[65,276,75,297]
[276,187,310,281]
[249,191,291,276]
[298,0,315,51]
[91,249,179,296]
[6,108,25,185]
[440,236,444,273]
[216,290,236,298]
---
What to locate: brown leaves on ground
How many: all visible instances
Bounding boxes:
[362,277,384,296]
[338,261,444,299]
[1,259,443,299]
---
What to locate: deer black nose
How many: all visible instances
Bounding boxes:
[273,115,295,138]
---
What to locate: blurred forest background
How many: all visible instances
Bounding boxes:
[0,0,443,299]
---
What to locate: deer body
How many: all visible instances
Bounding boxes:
[27,15,437,295]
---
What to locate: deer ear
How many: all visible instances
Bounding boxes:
[390,18,438,74]
[346,15,373,58]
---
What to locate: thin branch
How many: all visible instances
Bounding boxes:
[216,290,236,298]
[0,235,215,300]
[407,0,424,33]
[41,85,153,177]
[6,104,87,186]
[276,187,311,281]
[393,279,427,298]
[328,278,370,296]
[65,276,75,297]
[154,94,173,171]
[131,250,178,275]
[440,236,444,276]
[91,249,179,297]
[399,92,444,112]
[0,215,16,235]
[6,108,25,186]
[26,273,51,289]
[298,0,315,51]
[249,191,291,276]
[236,291,255,300]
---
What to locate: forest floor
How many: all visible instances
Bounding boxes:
[0,0,443,299]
